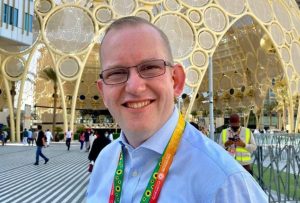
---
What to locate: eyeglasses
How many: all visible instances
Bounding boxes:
[99,59,173,85]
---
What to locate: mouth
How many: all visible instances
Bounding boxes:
[123,100,153,109]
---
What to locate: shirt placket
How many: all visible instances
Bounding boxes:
[122,148,141,203]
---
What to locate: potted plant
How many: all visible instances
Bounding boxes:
[54,126,63,142]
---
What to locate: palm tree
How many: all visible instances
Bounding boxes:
[40,67,58,132]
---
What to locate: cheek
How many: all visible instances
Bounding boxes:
[102,88,119,108]
[101,88,112,108]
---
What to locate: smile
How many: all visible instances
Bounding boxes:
[124,100,152,109]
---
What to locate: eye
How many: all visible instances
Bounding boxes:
[104,68,128,79]
[139,63,162,72]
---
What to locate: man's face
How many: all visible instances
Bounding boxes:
[97,24,185,144]
[230,123,240,132]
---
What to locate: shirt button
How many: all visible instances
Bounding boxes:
[132,171,138,177]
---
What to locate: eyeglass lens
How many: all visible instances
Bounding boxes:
[101,59,167,85]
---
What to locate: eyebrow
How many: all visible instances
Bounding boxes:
[102,58,161,70]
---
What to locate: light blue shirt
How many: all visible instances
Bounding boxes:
[87,109,267,202]
[28,130,33,138]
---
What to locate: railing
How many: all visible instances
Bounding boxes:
[253,134,300,203]
[213,133,300,202]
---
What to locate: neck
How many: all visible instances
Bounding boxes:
[123,108,177,148]
[123,132,152,148]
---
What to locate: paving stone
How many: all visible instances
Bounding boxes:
[0,142,90,203]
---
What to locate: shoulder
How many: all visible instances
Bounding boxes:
[241,127,252,134]
[92,140,119,174]
[179,123,244,175]
[215,172,267,202]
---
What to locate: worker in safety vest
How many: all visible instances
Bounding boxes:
[219,113,257,175]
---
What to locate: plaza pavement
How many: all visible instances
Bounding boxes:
[0,142,90,203]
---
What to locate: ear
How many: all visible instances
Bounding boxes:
[172,64,186,97]
[96,80,108,107]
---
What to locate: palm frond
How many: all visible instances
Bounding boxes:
[40,67,58,83]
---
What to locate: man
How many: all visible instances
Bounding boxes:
[87,16,267,202]
[45,129,53,147]
[84,128,91,152]
[33,128,38,145]
[22,128,28,145]
[0,130,3,146]
[34,125,49,165]
[219,113,257,174]
[88,132,111,172]
[27,128,33,146]
[2,130,7,146]
[65,127,72,151]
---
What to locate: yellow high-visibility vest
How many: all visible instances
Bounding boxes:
[222,128,251,162]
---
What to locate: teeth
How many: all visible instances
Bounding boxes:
[127,101,150,109]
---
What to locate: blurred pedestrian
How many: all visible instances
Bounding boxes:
[0,130,4,146]
[32,129,38,146]
[88,133,111,172]
[23,128,29,145]
[219,113,257,174]
[189,122,199,130]
[84,129,91,152]
[27,129,33,146]
[79,131,85,150]
[45,129,53,147]
[34,125,49,165]
[89,130,96,151]
[65,127,72,151]
[2,130,7,146]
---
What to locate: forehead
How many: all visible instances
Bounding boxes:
[100,24,168,68]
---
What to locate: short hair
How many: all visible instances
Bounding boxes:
[100,16,173,63]
[190,122,199,130]
[37,125,42,130]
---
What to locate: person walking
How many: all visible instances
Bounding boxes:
[88,133,111,172]
[0,130,4,146]
[27,129,33,146]
[65,128,72,151]
[32,129,38,146]
[1,130,7,146]
[89,130,96,151]
[84,129,91,152]
[22,128,29,145]
[45,129,53,147]
[34,125,49,165]
[219,113,257,175]
[79,131,85,150]
[86,16,267,202]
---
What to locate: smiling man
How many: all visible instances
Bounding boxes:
[86,16,267,203]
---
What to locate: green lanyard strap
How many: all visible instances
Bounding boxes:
[110,114,186,203]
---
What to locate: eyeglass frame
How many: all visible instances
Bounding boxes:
[99,59,173,85]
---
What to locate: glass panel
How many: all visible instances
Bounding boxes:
[14,8,18,26]
[29,15,33,32]
[25,13,29,31]
[3,4,9,23]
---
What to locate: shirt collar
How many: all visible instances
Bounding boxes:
[118,108,179,154]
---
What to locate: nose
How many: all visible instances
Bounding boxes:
[125,68,146,94]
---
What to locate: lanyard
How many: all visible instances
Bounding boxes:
[109,114,186,203]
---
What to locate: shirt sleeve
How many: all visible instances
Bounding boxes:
[219,131,225,148]
[245,132,257,153]
[215,172,268,203]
